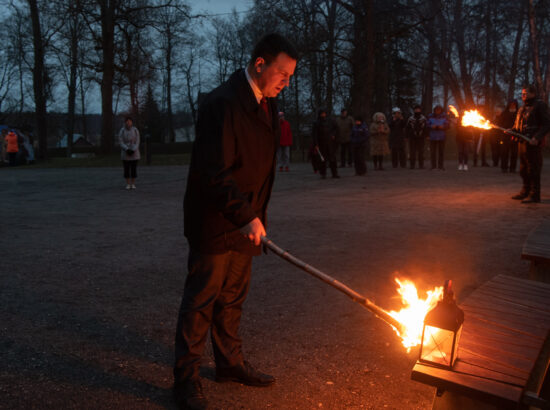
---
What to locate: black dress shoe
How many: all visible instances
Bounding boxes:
[522,196,541,204]
[216,361,275,386]
[511,192,528,200]
[174,378,208,410]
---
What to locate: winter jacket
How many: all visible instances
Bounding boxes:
[427,113,449,141]
[336,115,354,143]
[406,114,428,139]
[279,119,293,146]
[350,123,369,145]
[119,126,141,160]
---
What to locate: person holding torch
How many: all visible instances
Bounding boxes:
[510,85,550,203]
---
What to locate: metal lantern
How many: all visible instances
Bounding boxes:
[419,280,464,369]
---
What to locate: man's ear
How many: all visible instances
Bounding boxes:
[253,57,265,73]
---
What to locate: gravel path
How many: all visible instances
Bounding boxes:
[1,161,548,409]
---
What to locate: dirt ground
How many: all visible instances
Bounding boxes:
[1,159,549,409]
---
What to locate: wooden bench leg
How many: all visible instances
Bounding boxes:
[529,261,550,283]
[432,389,499,410]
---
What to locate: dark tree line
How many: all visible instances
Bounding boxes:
[0,0,548,157]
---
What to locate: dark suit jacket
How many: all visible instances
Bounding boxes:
[184,69,279,255]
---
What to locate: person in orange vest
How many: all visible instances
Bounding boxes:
[277,111,293,171]
[5,130,19,166]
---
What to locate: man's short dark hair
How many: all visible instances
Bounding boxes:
[250,33,298,65]
[523,84,537,95]
[413,105,422,110]
[125,116,133,122]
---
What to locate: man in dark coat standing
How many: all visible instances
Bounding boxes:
[511,85,550,203]
[174,34,298,410]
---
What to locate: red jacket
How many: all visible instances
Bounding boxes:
[279,119,293,146]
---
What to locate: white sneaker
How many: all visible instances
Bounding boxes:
[131,184,136,189]
[458,164,463,171]
[463,164,468,171]
[126,184,131,190]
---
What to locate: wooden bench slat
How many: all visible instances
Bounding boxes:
[470,287,550,313]
[412,363,523,408]
[493,273,550,292]
[465,292,550,320]
[465,313,546,342]
[483,277,550,299]
[461,307,549,339]
[461,302,550,329]
[458,341,536,374]
[458,349,531,381]
[461,328,541,361]
[463,322,542,350]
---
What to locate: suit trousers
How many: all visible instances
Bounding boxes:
[174,249,252,382]
[519,143,543,198]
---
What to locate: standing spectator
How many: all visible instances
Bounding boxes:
[312,109,339,179]
[1,128,7,164]
[427,105,449,170]
[497,99,519,173]
[406,105,428,169]
[175,33,297,410]
[490,106,503,167]
[336,108,354,168]
[511,85,550,203]
[277,111,293,171]
[118,116,140,190]
[369,112,390,170]
[389,107,407,168]
[5,130,19,167]
[456,115,474,171]
[350,116,369,176]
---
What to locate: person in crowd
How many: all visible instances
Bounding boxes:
[511,85,550,203]
[277,111,293,171]
[389,107,407,168]
[336,108,354,168]
[1,128,8,164]
[118,116,140,190]
[174,33,297,410]
[406,105,428,169]
[427,104,449,170]
[490,106,503,167]
[369,112,390,170]
[350,115,369,176]
[497,99,519,173]
[5,130,19,167]
[313,108,339,179]
[455,112,474,171]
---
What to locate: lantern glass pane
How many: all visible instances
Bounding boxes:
[420,325,454,367]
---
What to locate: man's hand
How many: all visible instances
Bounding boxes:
[240,217,266,246]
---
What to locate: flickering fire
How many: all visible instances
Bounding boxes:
[461,110,492,129]
[387,278,444,351]
[448,105,459,118]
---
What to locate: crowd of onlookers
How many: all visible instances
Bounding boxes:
[280,104,525,178]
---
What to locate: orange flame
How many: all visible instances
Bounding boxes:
[448,105,459,118]
[387,278,444,351]
[462,110,492,129]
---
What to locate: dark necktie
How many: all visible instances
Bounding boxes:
[260,97,269,116]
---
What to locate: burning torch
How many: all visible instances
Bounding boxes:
[261,236,406,335]
[453,106,532,143]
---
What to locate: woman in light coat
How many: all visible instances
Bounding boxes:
[369,112,390,170]
[119,116,141,190]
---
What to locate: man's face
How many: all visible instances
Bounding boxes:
[254,53,296,98]
[341,110,347,117]
[414,109,421,115]
[521,89,535,102]
[125,119,132,128]
[434,107,442,115]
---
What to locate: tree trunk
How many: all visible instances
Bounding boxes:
[100,0,115,154]
[527,0,545,101]
[325,0,337,114]
[67,20,78,158]
[27,0,48,160]
[454,0,474,106]
[507,5,524,101]
[165,30,175,143]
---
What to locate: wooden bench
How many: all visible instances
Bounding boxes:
[522,219,550,283]
[411,275,550,410]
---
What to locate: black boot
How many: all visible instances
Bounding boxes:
[174,378,208,410]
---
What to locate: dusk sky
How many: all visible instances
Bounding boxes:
[190,0,253,16]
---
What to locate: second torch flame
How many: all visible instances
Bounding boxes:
[388,278,444,351]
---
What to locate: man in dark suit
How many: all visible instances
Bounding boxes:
[174,34,298,410]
